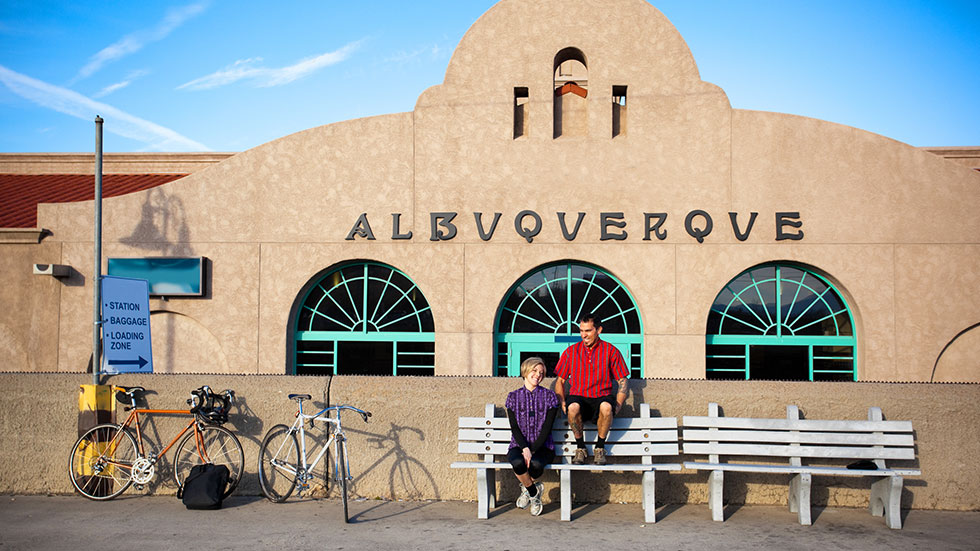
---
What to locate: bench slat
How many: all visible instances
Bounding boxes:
[682,416,913,433]
[457,428,679,444]
[460,441,680,456]
[459,416,677,430]
[682,442,916,460]
[451,461,683,472]
[684,461,921,476]
[682,428,914,447]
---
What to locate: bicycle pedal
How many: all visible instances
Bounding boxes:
[135,484,144,491]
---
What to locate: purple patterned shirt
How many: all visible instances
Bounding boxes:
[505,385,560,451]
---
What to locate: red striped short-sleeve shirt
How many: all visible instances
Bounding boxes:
[554,339,629,397]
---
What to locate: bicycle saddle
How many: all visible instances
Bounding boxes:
[288,394,312,401]
[113,386,146,408]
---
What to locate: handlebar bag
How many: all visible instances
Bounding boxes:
[178,464,230,510]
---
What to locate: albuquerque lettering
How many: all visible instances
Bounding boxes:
[346,211,804,243]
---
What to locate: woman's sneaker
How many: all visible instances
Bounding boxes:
[516,484,530,509]
[529,494,543,516]
[528,482,544,516]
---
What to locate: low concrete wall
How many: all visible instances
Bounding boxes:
[1,374,976,511]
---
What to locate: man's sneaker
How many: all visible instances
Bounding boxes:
[571,448,588,465]
[529,494,543,516]
[593,448,607,465]
[516,484,530,509]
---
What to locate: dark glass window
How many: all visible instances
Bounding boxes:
[706,264,856,381]
[294,262,434,376]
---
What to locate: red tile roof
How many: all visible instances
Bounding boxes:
[0,174,186,228]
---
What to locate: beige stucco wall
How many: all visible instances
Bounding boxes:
[1,373,976,512]
[0,0,978,382]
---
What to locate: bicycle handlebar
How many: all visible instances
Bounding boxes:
[310,404,372,423]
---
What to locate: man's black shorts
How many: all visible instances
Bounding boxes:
[566,395,615,423]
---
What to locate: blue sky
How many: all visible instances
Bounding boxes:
[1,1,977,153]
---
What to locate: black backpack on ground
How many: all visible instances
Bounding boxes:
[178,463,230,510]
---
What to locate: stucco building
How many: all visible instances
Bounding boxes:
[2,0,978,384]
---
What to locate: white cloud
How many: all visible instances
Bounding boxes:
[382,43,446,66]
[74,2,208,82]
[178,40,362,91]
[0,64,210,151]
[94,70,150,98]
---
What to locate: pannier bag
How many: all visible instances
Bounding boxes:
[178,463,230,510]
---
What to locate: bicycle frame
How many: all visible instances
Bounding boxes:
[273,404,351,490]
[119,407,213,465]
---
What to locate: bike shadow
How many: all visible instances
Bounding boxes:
[344,422,441,508]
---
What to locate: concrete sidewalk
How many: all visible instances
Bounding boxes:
[2,495,978,551]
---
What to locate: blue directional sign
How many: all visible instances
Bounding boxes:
[101,276,153,374]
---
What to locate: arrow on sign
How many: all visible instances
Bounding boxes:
[108,356,149,369]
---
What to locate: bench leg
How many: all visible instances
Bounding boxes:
[476,469,491,519]
[560,469,572,521]
[870,475,904,529]
[642,470,656,523]
[709,470,724,522]
[487,468,496,510]
[789,473,812,525]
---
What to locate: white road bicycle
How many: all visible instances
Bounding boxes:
[258,394,371,522]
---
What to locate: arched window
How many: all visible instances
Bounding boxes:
[706,263,856,381]
[494,262,642,377]
[293,262,434,376]
[553,47,588,138]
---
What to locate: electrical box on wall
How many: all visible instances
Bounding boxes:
[33,263,70,277]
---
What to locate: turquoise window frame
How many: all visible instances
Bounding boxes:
[706,263,857,381]
[293,262,434,375]
[494,262,643,378]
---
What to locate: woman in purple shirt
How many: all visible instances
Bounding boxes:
[505,357,560,516]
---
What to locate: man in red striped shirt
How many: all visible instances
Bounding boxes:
[555,314,629,465]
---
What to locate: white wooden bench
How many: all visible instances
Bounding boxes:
[682,402,921,529]
[451,403,681,522]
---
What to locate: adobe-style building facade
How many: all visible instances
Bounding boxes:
[2,0,978,383]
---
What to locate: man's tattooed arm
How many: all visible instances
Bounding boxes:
[615,376,628,414]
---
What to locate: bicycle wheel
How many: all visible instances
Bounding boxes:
[69,424,137,500]
[258,424,299,502]
[173,424,244,498]
[338,441,349,523]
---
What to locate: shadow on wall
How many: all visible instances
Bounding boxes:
[351,422,440,502]
[931,322,980,382]
[117,186,223,374]
[119,187,194,256]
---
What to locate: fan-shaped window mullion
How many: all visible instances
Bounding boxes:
[495,261,643,378]
[749,272,776,327]
[372,283,416,328]
[323,285,359,327]
[368,270,396,323]
[731,286,771,332]
[706,263,856,382]
[294,262,434,376]
[516,282,563,329]
[783,272,808,323]
[787,286,832,330]
[306,306,355,332]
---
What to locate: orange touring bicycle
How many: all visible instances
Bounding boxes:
[69,385,244,500]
